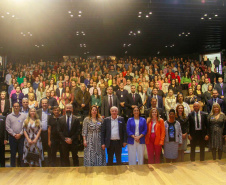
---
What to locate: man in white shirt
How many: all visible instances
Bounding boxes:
[5,70,12,86]
[101,106,127,165]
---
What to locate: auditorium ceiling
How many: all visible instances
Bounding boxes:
[0,0,226,58]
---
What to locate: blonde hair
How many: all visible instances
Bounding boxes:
[148,108,160,123]
[23,108,41,128]
[209,103,224,117]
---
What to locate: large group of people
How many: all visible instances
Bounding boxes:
[0,56,226,167]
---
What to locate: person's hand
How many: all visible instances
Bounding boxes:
[15,134,21,140]
[65,138,72,144]
[81,104,85,108]
[32,139,37,144]
[182,133,187,139]
[205,135,209,141]
[120,102,125,107]
[101,144,105,150]
[220,96,224,99]
[123,143,127,147]
[28,139,33,145]
[188,135,192,141]
[83,140,87,147]
[102,116,105,119]
[4,140,8,145]
[134,136,140,143]
[48,140,51,147]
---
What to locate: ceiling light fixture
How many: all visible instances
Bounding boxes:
[201,17,204,19]
[146,15,149,18]
[215,14,218,17]
[204,14,207,16]
[68,11,71,14]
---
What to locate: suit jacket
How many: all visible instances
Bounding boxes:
[207,98,224,113]
[36,108,52,121]
[146,95,164,109]
[126,117,147,144]
[11,93,24,107]
[101,116,127,148]
[145,107,166,121]
[56,88,65,98]
[188,111,208,138]
[0,99,10,116]
[39,97,58,109]
[74,90,90,112]
[101,95,120,117]
[125,93,142,116]
[0,116,7,142]
[58,115,80,144]
[214,83,226,97]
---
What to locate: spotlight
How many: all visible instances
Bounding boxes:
[209,17,211,20]
[137,30,141,34]
[204,14,207,16]
[182,32,184,34]
[188,32,190,34]
[1,16,4,18]
[146,15,149,18]
[215,14,218,17]
[70,15,73,17]
[78,14,81,17]
[12,15,15,18]
[149,12,152,14]
[138,15,141,18]
[78,11,82,14]
[68,11,71,14]
[6,12,10,15]
[201,17,204,19]
[179,34,181,36]
[139,12,142,14]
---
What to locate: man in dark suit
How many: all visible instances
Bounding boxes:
[58,104,80,166]
[0,91,10,117]
[101,86,120,118]
[101,106,127,165]
[207,89,224,113]
[37,98,52,166]
[146,87,164,109]
[145,98,166,120]
[125,85,142,117]
[214,77,226,99]
[0,115,7,167]
[188,102,209,161]
[116,83,128,117]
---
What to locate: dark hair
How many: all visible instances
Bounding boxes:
[132,106,141,117]
[93,88,100,99]
[176,93,184,103]
[88,105,101,120]
[175,104,186,119]
[168,109,175,114]
[52,106,60,111]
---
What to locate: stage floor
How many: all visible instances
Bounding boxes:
[1,160,226,185]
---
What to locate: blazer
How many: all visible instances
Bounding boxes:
[36,108,52,121]
[125,93,142,116]
[145,118,165,145]
[0,116,7,142]
[101,116,127,148]
[164,120,182,144]
[127,117,147,144]
[0,99,10,116]
[188,111,208,138]
[11,93,24,107]
[214,83,226,97]
[207,98,224,113]
[58,115,80,144]
[56,88,65,98]
[74,90,91,112]
[101,95,120,117]
[146,95,164,109]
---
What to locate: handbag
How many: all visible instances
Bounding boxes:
[26,146,40,163]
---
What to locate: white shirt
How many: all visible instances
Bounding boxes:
[66,115,72,131]
[5,74,11,85]
[195,111,202,130]
[111,116,120,140]
[134,119,139,136]
[151,120,156,133]
[22,88,29,96]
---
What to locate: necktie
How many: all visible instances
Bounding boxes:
[109,96,112,108]
[67,116,70,134]
[133,94,135,102]
[221,84,223,95]
[196,113,200,129]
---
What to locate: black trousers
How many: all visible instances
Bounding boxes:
[41,131,51,166]
[0,142,5,167]
[61,143,79,167]
[107,140,122,166]
[50,139,63,167]
[190,131,205,161]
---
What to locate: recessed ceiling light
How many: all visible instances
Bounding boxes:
[79,11,82,14]
[70,15,73,17]
[182,32,184,34]
[21,32,23,34]
[30,34,32,36]
[138,15,141,18]
[78,14,81,17]
[146,15,149,18]
[185,35,188,36]
[68,11,71,14]
[179,34,181,36]
[139,12,142,14]
[6,12,10,15]
[137,30,141,34]
[215,14,218,17]
[204,14,207,16]
[165,46,168,48]
[12,15,15,18]
[201,17,204,19]
[188,32,190,34]
[149,12,152,14]
[42,44,44,47]
[1,16,4,18]
[209,17,212,19]
[23,34,26,36]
